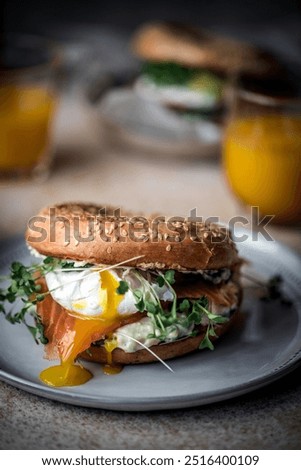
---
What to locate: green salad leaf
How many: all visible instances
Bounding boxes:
[142,61,224,99]
[142,62,194,86]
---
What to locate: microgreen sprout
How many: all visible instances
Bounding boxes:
[120,269,227,350]
[242,273,292,306]
[116,280,129,295]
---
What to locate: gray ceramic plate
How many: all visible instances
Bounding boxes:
[0,232,301,411]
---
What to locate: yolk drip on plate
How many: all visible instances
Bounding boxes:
[39,270,124,387]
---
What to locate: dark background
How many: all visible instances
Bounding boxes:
[3,0,301,80]
[3,0,301,72]
[4,0,301,36]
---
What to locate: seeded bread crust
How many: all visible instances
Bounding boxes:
[80,309,239,365]
[131,22,281,76]
[26,203,240,271]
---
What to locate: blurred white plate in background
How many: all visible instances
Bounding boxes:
[96,88,221,158]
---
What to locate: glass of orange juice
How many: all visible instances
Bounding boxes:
[0,35,59,181]
[223,77,301,224]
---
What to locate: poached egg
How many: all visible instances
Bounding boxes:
[45,267,174,318]
[39,266,174,387]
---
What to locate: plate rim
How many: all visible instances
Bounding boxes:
[1,355,301,411]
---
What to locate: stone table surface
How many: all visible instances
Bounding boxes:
[0,95,301,450]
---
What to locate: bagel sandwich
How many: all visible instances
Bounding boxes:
[131,22,283,115]
[1,203,242,388]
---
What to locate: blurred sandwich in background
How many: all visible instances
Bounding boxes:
[131,22,284,116]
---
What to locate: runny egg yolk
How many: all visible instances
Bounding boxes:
[39,270,124,387]
[103,337,122,375]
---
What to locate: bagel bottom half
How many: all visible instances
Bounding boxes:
[80,309,239,365]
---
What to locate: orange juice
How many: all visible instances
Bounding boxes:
[0,84,56,173]
[224,115,301,223]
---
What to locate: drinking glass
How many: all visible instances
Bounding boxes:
[0,35,59,181]
[223,77,301,224]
